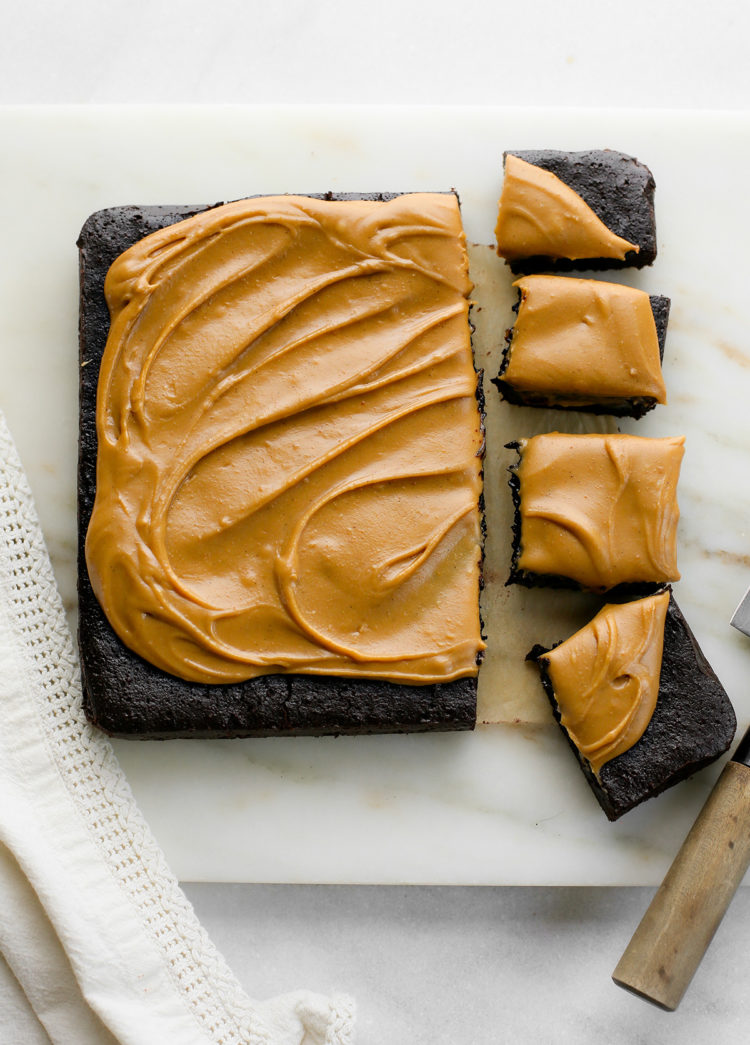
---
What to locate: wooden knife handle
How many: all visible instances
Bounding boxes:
[612,759,750,1010]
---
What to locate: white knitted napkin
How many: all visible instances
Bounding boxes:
[0,411,355,1045]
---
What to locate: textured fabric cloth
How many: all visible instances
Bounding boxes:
[0,411,355,1045]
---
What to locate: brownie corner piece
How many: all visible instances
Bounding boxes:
[497,148,657,274]
[597,594,736,819]
[530,591,736,820]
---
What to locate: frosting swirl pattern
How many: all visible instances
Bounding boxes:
[85,194,485,684]
[495,155,638,263]
[515,433,684,591]
[503,275,666,406]
[541,592,670,775]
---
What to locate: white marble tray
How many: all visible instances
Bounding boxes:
[1,105,749,884]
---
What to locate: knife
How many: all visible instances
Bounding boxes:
[612,586,750,1010]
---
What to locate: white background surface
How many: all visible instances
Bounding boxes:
[3,1,750,1042]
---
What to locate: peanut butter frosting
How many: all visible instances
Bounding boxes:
[541,592,670,775]
[502,275,666,405]
[515,433,684,591]
[495,155,638,263]
[85,194,485,685]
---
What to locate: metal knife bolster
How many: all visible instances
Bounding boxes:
[732,728,750,768]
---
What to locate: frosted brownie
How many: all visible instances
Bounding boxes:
[495,275,670,418]
[507,433,684,593]
[529,591,736,820]
[77,194,485,738]
[495,150,657,274]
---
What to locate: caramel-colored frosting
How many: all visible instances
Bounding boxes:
[541,592,669,775]
[516,433,684,591]
[503,275,666,405]
[495,155,638,263]
[85,194,485,685]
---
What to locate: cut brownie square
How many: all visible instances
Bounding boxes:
[495,149,657,274]
[529,591,737,820]
[494,275,670,419]
[507,433,684,593]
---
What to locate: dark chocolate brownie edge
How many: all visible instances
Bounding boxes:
[493,290,671,420]
[495,384,659,420]
[528,646,618,818]
[503,149,657,275]
[474,365,488,616]
[529,592,737,820]
[78,196,480,739]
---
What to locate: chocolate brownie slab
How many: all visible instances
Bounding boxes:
[77,195,482,738]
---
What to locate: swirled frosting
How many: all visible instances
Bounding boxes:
[515,433,684,591]
[85,194,485,685]
[541,592,670,775]
[495,155,638,263]
[503,275,666,405]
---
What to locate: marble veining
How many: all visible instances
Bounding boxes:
[0,106,749,884]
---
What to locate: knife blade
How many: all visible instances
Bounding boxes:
[731,585,750,638]
[612,586,750,1010]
